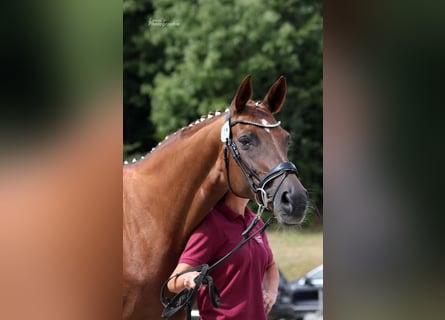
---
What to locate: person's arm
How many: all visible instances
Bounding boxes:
[262,260,279,314]
[167,263,201,293]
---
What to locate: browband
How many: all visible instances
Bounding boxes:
[230,119,281,128]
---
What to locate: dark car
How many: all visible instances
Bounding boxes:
[268,265,323,320]
[190,265,323,320]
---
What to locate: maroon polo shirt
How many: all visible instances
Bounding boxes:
[179,202,273,320]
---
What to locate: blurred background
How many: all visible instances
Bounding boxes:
[0,1,122,320]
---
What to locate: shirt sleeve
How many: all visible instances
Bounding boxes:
[178,212,220,267]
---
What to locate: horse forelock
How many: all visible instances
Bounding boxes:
[234,100,278,125]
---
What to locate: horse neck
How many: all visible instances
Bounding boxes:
[137,116,228,239]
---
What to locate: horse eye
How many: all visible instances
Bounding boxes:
[238,136,252,149]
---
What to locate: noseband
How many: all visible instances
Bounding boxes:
[221,110,298,209]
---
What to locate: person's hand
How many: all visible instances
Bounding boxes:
[263,290,278,314]
[182,272,200,290]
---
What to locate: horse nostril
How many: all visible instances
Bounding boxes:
[281,191,291,205]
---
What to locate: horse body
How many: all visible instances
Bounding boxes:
[123,76,308,320]
[123,115,227,320]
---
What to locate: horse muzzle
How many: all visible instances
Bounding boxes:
[273,179,308,225]
[255,162,308,225]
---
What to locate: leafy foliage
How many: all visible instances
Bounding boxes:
[124,0,322,215]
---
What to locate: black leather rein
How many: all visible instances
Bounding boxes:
[160,215,273,319]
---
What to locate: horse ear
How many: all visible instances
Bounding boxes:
[262,76,287,114]
[230,75,252,113]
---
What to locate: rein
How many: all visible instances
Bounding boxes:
[160,213,274,319]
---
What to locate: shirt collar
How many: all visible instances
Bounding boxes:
[215,202,243,221]
[215,201,254,222]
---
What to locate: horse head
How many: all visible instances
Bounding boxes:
[222,75,308,225]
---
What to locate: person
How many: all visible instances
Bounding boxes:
[168,191,279,319]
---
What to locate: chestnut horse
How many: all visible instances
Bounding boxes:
[123,75,308,320]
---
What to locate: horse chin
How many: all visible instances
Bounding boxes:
[274,210,307,225]
[272,198,308,225]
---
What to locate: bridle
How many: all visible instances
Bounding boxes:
[221,109,299,211]
[160,108,300,319]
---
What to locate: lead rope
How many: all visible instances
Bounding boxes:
[160,206,273,319]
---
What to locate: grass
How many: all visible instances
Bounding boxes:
[266,227,323,280]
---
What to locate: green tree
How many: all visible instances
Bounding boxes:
[124,0,159,157]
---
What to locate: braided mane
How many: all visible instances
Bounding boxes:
[124,110,225,165]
